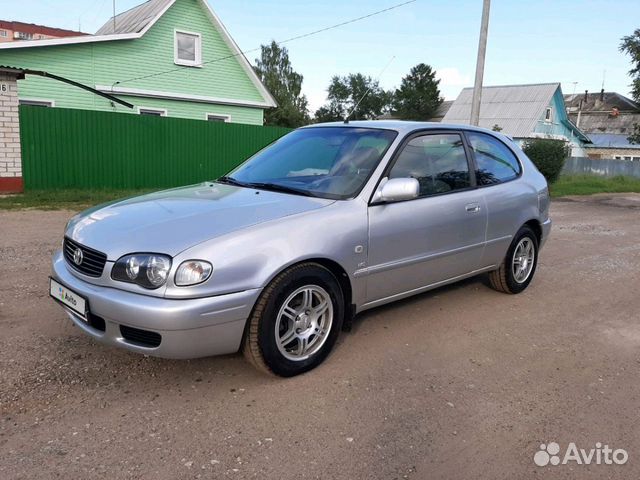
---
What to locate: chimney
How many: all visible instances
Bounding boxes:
[600,88,605,102]
[584,90,588,103]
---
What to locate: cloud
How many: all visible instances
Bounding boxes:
[436,67,471,87]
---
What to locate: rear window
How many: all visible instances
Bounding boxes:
[467,132,521,185]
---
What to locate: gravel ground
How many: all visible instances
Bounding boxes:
[1,195,639,479]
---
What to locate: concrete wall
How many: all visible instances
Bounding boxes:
[563,156,640,178]
[0,73,22,192]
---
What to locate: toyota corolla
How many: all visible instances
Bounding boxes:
[50,121,551,376]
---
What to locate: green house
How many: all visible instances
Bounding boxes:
[0,0,276,125]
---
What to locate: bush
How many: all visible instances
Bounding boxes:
[522,139,570,184]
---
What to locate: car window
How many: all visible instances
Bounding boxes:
[467,132,521,185]
[389,133,471,196]
[227,127,397,199]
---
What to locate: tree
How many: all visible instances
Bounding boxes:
[254,41,310,128]
[392,63,443,120]
[314,73,392,122]
[522,139,569,184]
[620,29,640,143]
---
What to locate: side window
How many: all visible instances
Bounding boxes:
[389,133,470,197]
[467,132,521,185]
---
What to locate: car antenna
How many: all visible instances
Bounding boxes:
[344,55,396,124]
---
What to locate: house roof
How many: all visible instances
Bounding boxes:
[442,83,562,138]
[586,133,640,150]
[564,91,640,112]
[96,0,173,35]
[0,0,276,108]
[0,20,87,38]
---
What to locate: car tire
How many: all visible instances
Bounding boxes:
[488,225,539,294]
[242,263,344,377]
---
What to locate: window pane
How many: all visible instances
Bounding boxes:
[230,127,397,199]
[390,133,470,196]
[467,132,521,185]
[177,33,197,62]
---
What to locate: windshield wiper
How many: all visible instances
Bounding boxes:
[217,176,317,197]
[216,176,248,187]
[243,182,319,198]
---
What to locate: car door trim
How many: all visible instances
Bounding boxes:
[358,265,498,311]
[354,234,511,278]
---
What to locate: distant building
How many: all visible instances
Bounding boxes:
[0,20,86,42]
[565,90,640,161]
[443,83,590,156]
[0,0,275,124]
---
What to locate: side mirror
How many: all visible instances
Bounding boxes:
[373,177,420,203]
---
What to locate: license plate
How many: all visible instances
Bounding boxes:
[50,278,87,319]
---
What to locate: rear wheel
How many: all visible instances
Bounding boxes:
[489,225,538,294]
[243,263,344,377]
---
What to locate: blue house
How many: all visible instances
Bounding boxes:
[443,83,591,156]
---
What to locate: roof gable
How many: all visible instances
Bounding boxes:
[0,0,275,108]
[96,0,173,35]
[442,83,560,137]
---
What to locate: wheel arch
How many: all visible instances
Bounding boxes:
[523,219,542,244]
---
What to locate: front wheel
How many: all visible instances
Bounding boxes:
[243,263,344,377]
[488,225,539,294]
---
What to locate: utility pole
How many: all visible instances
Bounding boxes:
[470,0,491,126]
[113,0,117,32]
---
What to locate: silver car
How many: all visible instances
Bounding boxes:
[50,121,551,376]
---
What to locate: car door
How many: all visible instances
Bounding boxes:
[464,131,527,268]
[365,131,487,303]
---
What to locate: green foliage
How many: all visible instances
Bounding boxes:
[492,124,503,132]
[314,73,392,122]
[254,41,310,128]
[628,123,640,145]
[392,63,443,120]
[551,175,640,197]
[620,29,640,143]
[0,189,152,210]
[522,139,570,184]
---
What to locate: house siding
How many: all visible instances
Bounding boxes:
[0,0,266,124]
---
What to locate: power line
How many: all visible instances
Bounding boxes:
[114,0,417,86]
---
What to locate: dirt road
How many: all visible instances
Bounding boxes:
[1,195,639,479]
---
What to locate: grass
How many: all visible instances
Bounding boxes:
[1,175,639,209]
[550,175,640,198]
[0,189,151,211]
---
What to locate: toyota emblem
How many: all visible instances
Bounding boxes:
[73,247,84,266]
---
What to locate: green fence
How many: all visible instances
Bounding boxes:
[19,106,292,190]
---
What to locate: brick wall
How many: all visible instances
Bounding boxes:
[586,147,640,160]
[0,73,22,192]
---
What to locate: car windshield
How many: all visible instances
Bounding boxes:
[220,127,398,199]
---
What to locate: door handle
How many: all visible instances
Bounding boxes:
[465,203,481,213]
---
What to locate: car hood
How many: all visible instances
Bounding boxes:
[66,183,335,259]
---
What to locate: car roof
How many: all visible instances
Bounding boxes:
[303,120,504,137]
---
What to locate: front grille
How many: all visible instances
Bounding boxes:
[120,325,162,348]
[63,237,108,277]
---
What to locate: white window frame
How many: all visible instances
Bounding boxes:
[0,30,7,38]
[544,107,552,123]
[205,113,231,123]
[174,29,202,67]
[19,98,55,107]
[137,106,167,117]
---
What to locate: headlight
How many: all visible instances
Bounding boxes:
[112,253,172,289]
[175,260,213,286]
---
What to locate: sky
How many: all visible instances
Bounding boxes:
[5,0,640,112]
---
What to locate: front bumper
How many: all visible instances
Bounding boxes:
[51,251,261,359]
[540,218,552,249]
